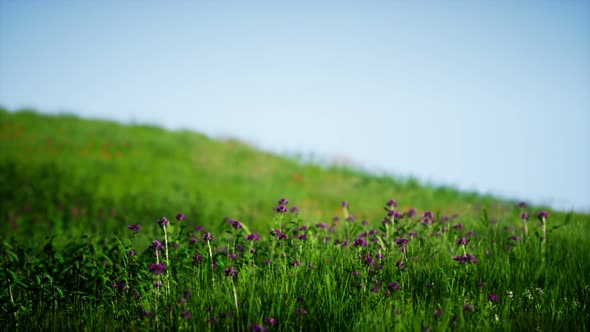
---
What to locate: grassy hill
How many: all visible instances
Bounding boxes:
[1,107,589,331]
[0,108,546,235]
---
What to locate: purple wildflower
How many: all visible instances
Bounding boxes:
[341,201,350,208]
[153,281,162,287]
[149,240,163,251]
[452,253,478,264]
[396,238,409,246]
[536,210,549,220]
[149,263,165,275]
[518,201,527,208]
[488,293,499,303]
[224,266,238,277]
[353,238,368,247]
[290,206,299,213]
[291,260,301,267]
[520,212,529,220]
[298,234,308,240]
[276,205,288,213]
[316,222,327,229]
[278,198,289,205]
[157,217,170,227]
[180,310,191,320]
[509,235,521,241]
[176,213,186,221]
[128,249,136,256]
[235,244,244,251]
[264,317,277,326]
[295,307,307,315]
[127,223,140,233]
[456,237,469,246]
[248,324,266,332]
[229,253,237,260]
[227,218,243,229]
[463,303,474,312]
[406,208,416,218]
[420,217,432,226]
[245,233,260,241]
[264,259,272,265]
[388,282,401,291]
[192,253,203,265]
[202,232,213,241]
[386,199,398,208]
[452,223,463,230]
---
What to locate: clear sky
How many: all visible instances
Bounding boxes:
[1,1,589,211]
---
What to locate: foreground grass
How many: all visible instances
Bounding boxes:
[2,198,589,331]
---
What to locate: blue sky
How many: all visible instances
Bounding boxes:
[1,1,589,211]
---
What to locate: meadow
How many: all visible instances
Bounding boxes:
[1,108,589,331]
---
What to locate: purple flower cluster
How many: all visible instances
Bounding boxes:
[388,282,401,291]
[176,213,186,221]
[245,233,260,241]
[264,317,276,326]
[157,217,170,227]
[149,263,165,275]
[421,211,434,225]
[227,218,243,229]
[270,229,289,240]
[149,240,163,253]
[180,310,191,320]
[455,237,469,246]
[519,212,529,220]
[202,232,213,241]
[224,266,238,277]
[452,253,478,264]
[353,238,368,247]
[395,238,409,246]
[536,210,549,220]
[192,253,203,265]
[127,223,140,233]
[248,324,266,332]
[275,198,289,213]
[488,293,499,303]
[112,282,129,292]
[295,307,307,315]
[386,199,398,208]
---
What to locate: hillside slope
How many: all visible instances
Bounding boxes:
[0,108,583,239]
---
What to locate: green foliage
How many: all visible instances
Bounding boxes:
[0,108,589,330]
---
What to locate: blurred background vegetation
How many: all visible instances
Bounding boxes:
[0,108,584,245]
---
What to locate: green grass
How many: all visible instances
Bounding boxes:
[1,108,589,331]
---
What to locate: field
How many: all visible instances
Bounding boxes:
[1,108,589,331]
